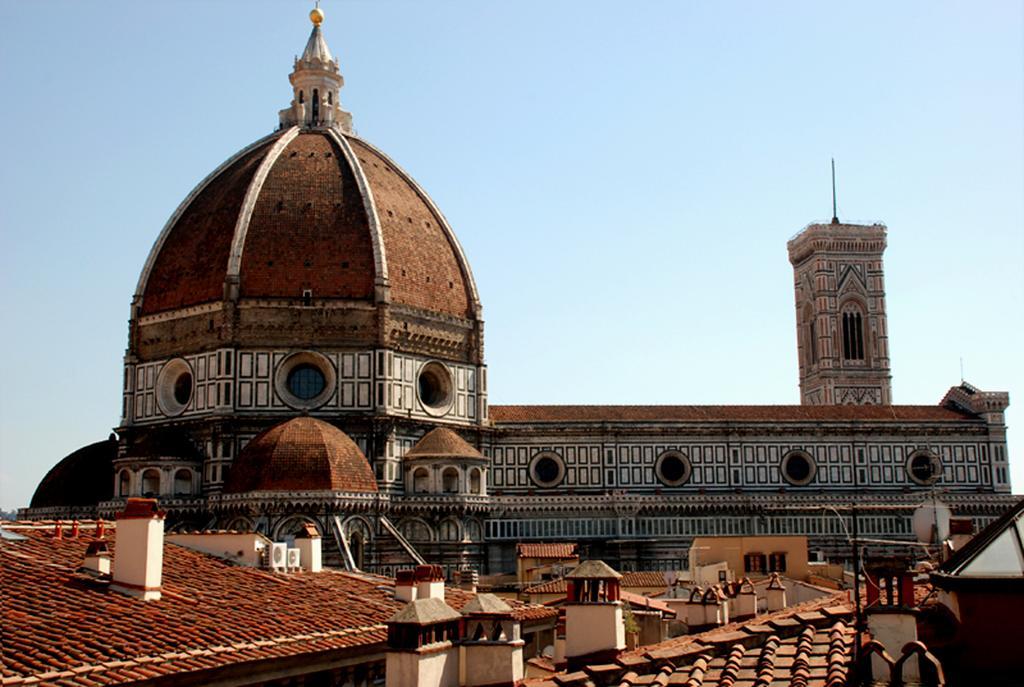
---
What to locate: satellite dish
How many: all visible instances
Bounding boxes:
[913,499,951,544]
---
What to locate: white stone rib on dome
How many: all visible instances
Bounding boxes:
[133,130,285,306]
[347,134,482,317]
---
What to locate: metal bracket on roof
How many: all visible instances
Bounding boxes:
[379,515,427,566]
[331,515,358,572]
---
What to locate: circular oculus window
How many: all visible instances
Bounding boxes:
[906,450,942,486]
[655,450,692,486]
[781,450,817,486]
[156,358,194,416]
[417,361,454,416]
[274,352,336,409]
[529,452,566,488]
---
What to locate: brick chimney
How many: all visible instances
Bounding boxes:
[415,564,445,600]
[294,523,322,573]
[111,498,166,601]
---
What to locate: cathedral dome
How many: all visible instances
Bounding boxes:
[130,12,481,366]
[135,128,478,320]
[404,427,484,461]
[223,417,377,494]
[30,437,117,510]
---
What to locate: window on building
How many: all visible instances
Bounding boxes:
[469,468,482,494]
[781,450,817,486]
[842,310,865,360]
[311,88,320,124]
[768,552,787,572]
[439,519,460,541]
[118,470,131,497]
[412,467,430,494]
[529,452,565,488]
[744,553,767,574]
[141,469,160,497]
[442,467,460,494]
[287,363,326,400]
[173,469,192,496]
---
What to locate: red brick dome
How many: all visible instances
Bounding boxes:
[136,129,479,320]
[223,417,377,494]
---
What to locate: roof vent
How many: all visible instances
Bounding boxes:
[82,540,112,576]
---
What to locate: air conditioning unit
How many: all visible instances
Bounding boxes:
[268,542,288,571]
[286,548,301,570]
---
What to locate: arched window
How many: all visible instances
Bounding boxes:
[350,531,365,568]
[842,308,865,361]
[465,520,482,542]
[173,469,192,496]
[442,467,460,494]
[327,90,333,105]
[469,468,482,494]
[118,470,131,497]
[141,469,161,496]
[439,519,460,541]
[413,467,430,494]
[311,88,320,124]
[298,90,304,104]
[400,519,432,542]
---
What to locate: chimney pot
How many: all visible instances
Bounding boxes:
[53,521,63,540]
[395,569,418,603]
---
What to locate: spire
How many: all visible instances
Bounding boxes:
[279,5,353,133]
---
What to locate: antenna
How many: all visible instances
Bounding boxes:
[960,357,965,383]
[831,158,839,224]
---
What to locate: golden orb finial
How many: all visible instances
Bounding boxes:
[310,5,325,26]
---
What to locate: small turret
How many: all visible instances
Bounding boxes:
[279,6,353,132]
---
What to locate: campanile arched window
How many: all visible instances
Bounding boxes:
[841,307,865,361]
[311,88,320,124]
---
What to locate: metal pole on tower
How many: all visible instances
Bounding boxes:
[831,158,839,224]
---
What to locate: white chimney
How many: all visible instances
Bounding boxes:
[111,498,165,601]
[415,564,445,600]
[294,523,322,573]
[395,569,418,603]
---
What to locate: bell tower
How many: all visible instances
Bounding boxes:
[787,220,892,405]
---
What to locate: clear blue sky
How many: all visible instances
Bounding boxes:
[1,1,1021,510]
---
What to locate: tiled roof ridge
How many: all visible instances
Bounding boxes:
[489,404,974,424]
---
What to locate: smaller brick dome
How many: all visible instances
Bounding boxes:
[224,417,377,493]
[31,437,117,509]
[404,428,483,461]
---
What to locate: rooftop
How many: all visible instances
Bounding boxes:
[0,521,555,686]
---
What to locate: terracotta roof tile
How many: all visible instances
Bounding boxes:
[223,416,377,493]
[348,138,472,318]
[1,523,554,685]
[517,543,578,559]
[405,427,484,461]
